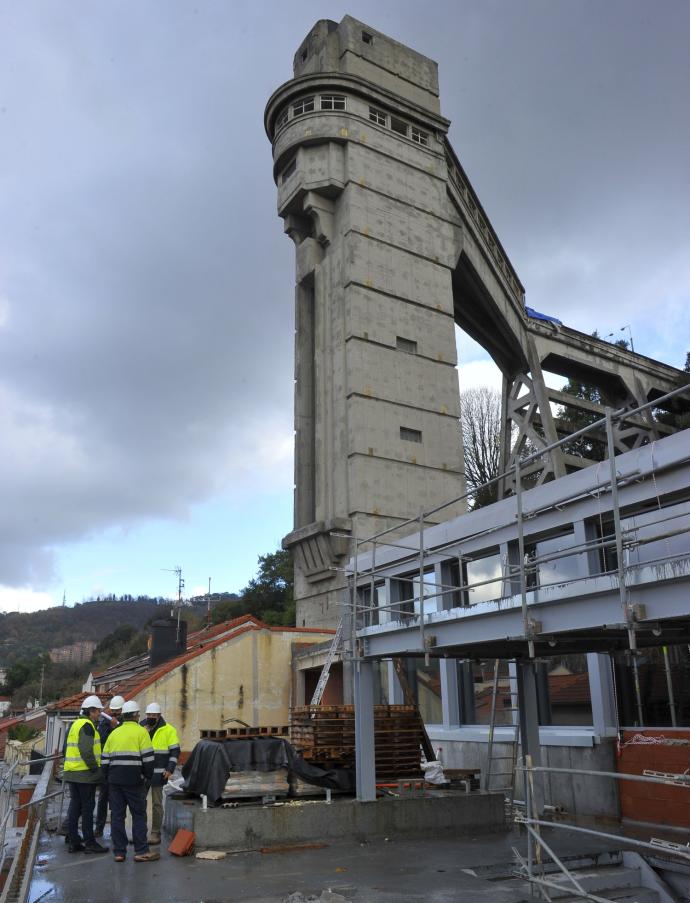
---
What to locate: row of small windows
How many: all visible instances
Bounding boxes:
[369,107,429,145]
[275,95,430,148]
[276,94,347,132]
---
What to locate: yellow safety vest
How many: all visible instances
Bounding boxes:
[64,717,102,772]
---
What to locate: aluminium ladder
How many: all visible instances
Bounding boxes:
[310,618,344,705]
[484,658,520,815]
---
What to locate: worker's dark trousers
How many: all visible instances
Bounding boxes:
[109,783,148,856]
[95,782,109,833]
[67,782,96,846]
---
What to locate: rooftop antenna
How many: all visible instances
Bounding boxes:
[207,577,212,628]
[62,590,66,608]
[162,566,185,642]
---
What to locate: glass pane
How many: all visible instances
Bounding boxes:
[614,644,690,727]
[472,659,512,725]
[534,533,581,587]
[412,569,438,616]
[545,655,592,726]
[406,657,441,724]
[465,553,503,604]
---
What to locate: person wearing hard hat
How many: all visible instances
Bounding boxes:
[94,694,125,838]
[101,699,158,862]
[141,702,180,845]
[63,695,109,854]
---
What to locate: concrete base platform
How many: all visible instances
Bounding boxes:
[165,790,505,851]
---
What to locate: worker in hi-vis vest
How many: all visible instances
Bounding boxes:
[63,695,109,854]
[101,699,158,862]
[140,701,180,845]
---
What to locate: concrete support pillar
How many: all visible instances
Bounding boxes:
[517,660,544,816]
[587,652,617,737]
[354,660,377,801]
[440,659,460,728]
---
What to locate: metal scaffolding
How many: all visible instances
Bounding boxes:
[343,384,690,897]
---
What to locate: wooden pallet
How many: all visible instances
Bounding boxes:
[290,704,427,780]
[199,725,289,740]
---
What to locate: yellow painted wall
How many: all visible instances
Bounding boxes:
[135,628,331,753]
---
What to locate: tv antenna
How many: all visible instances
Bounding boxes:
[162,566,185,641]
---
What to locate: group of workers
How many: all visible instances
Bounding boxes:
[63,693,180,862]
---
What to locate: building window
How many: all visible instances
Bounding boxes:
[301,48,308,62]
[358,582,386,627]
[369,107,387,127]
[472,659,513,725]
[400,426,422,443]
[281,159,296,183]
[292,96,315,117]
[320,95,346,111]
[276,109,289,131]
[396,336,417,354]
[464,551,503,604]
[614,643,690,727]
[390,116,408,137]
[404,658,442,724]
[362,31,373,45]
[541,655,593,726]
[411,127,429,146]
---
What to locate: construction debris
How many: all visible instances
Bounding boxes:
[195,849,227,860]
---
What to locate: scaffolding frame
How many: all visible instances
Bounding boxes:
[344,384,690,893]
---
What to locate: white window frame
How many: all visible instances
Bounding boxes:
[292,96,315,117]
[320,95,346,111]
[369,107,387,127]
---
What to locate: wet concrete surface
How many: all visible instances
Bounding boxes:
[28,823,633,903]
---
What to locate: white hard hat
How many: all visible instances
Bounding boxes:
[82,695,103,710]
[145,702,162,715]
[121,700,140,715]
[109,695,125,710]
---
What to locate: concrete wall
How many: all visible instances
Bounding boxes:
[167,792,505,851]
[134,628,332,753]
[434,737,620,819]
[267,16,467,629]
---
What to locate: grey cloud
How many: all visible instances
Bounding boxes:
[1,1,688,589]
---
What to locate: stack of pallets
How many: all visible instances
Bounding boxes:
[290,704,425,780]
[199,725,289,740]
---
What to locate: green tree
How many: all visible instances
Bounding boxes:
[212,549,295,626]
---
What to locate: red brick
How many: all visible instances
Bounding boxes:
[168,829,195,856]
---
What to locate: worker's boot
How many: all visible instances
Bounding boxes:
[84,841,109,854]
[134,851,160,862]
[148,832,161,845]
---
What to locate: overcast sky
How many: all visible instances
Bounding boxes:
[1,1,688,613]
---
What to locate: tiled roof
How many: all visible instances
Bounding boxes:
[0,715,24,733]
[47,614,334,713]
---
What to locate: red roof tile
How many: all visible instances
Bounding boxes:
[47,615,334,713]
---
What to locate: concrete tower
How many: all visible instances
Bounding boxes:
[265,17,467,627]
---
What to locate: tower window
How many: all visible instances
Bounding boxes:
[362,31,373,45]
[276,109,289,131]
[369,107,387,127]
[292,96,315,117]
[301,48,308,62]
[411,127,429,146]
[390,116,408,137]
[400,427,423,443]
[396,336,418,354]
[281,159,296,183]
[320,95,346,111]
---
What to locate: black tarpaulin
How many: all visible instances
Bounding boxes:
[181,737,355,802]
